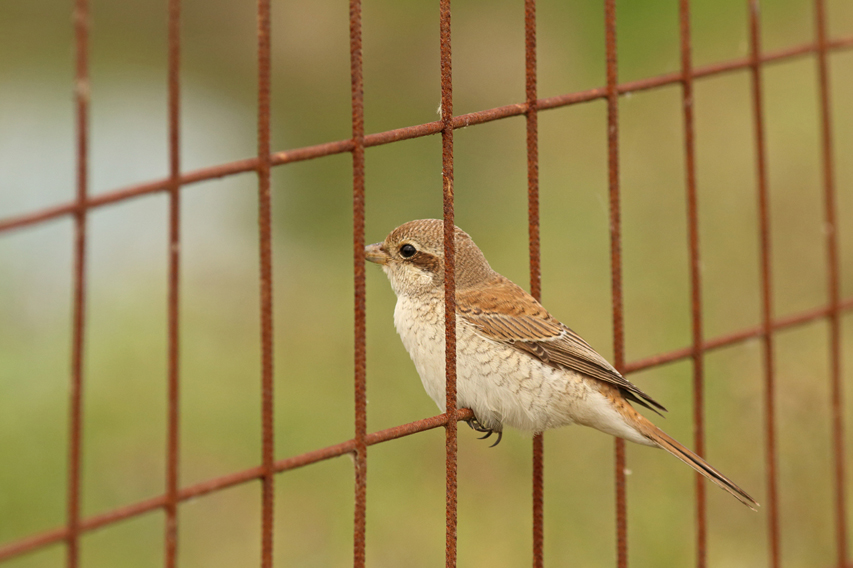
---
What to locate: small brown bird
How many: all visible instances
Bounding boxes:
[366,219,758,510]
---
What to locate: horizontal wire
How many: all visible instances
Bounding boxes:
[624,297,853,373]
[0,409,473,562]
[3,292,853,562]
[2,36,852,235]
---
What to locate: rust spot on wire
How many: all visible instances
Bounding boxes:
[68,1,89,567]
[438,1,458,566]
[748,2,781,566]
[814,1,848,566]
[349,0,368,565]
[165,0,181,566]
[256,1,275,566]
[603,1,628,566]
[678,2,707,566]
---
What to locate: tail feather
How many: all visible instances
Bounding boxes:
[637,417,759,511]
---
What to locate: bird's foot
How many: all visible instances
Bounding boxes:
[466,418,503,447]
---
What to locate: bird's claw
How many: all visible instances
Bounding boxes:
[466,418,503,447]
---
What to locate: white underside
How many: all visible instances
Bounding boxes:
[393,293,652,446]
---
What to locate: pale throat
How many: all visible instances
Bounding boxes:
[383,264,438,298]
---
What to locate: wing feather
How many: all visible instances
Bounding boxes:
[457,276,667,413]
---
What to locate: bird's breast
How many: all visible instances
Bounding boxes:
[394,294,447,407]
[392,293,605,433]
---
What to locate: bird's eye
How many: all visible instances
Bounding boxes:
[399,244,417,258]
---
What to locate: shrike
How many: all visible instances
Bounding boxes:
[366,219,757,510]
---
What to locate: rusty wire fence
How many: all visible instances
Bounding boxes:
[0,0,851,567]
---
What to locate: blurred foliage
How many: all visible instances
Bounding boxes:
[1,0,853,567]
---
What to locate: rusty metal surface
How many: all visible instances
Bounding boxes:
[165,0,181,566]
[678,2,707,566]
[525,2,544,567]
[2,2,853,567]
[814,1,848,566]
[256,1,275,566]
[747,3,781,567]
[603,1,628,566]
[438,1,458,566]
[624,299,853,374]
[67,1,90,567]
[349,0,368,565]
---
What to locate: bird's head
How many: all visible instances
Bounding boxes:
[365,219,494,297]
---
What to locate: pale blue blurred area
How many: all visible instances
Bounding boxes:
[1,0,853,567]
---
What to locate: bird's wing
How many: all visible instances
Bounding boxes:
[456,275,666,413]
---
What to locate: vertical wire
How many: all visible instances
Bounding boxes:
[524,1,544,566]
[747,2,780,566]
[814,1,848,566]
[439,0,457,566]
[256,0,275,566]
[165,0,182,565]
[603,1,628,566]
[677,2,707,566]
[349,0,368,565]
[68,1,90,566]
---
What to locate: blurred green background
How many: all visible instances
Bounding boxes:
[1,0,852,566]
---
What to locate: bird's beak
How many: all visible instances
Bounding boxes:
[364,242,390,265]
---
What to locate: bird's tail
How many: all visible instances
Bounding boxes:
[633,413,759,511]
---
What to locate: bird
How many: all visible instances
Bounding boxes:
[365,218,758,510]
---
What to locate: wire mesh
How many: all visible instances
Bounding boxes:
[0,1,851,567]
